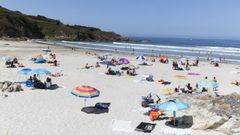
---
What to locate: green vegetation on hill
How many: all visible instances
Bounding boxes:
[0,6,124,41]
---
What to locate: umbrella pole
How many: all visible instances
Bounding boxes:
[173,111,176,126]
[84,98,87,107]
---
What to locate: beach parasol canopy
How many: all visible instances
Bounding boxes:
[17,68,32,75]
[119,58,130,65]
[100,61,115,66]
[197,80,218,89]
[28,68,51,75]
[155,99,188,111]
[136,55,145,61]
[71,85,100,106]
[153,99,188,126]
[71,85,100,98]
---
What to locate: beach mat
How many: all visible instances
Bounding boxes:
[111,120,134,132]
[135,122,156,133]
[160,126,192,135]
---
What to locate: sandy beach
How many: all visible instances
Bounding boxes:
[0,40,239,135]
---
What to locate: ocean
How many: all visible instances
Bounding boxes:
[36,37,240,64]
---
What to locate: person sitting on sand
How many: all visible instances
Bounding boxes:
[106,68,115,75]
[28,76,33,82]
[232,80,240,86]
[192,59,199,66]
[33,74,38,83]
[85,63,91,69]
[214,62,219,67]
[185,83,193,94]
[185,60,190,70]
[213,76,217,83]
[95,62,100,68]
[45,77,52,89]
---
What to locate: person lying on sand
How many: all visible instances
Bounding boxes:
[139,62,152,66]
[50,72,63,77]
[232,80,240,86]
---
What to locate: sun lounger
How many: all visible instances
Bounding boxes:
[111,120,134,132]
[135,122,156,133]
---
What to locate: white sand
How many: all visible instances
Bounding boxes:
[0,40,239,135]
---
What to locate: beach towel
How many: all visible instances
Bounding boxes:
[160,126,192,135]
[135,122,156,133]
[111,120,134,132]
[187,72,200,76]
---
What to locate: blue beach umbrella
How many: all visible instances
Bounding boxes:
[18,68,32,75]
[152,99,188,126]
[136,55,145,61]
[100,61,115,66]
[29,68,51,75]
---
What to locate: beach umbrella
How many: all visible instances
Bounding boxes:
[71,85,100,106]
[29,68,51,75]
[153,99,188,126]
[197,80,218,89]
[136,55,145,61]
[119,58,130,65]
[100,61,115,66]
[18,68,32,75]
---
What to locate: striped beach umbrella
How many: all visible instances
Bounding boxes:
[71,85,100,106]
[136,55,145,61]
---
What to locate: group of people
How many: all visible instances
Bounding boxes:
[27,74,52,89]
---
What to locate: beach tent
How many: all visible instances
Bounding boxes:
[153,99,188,126]
[100,61,115,66]
[35,58,46,63]
[136,55,145,61]
[71,85,100,106]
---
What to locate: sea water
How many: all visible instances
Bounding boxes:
[36,37,240,64]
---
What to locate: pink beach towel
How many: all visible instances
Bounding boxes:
[188,72,200,76]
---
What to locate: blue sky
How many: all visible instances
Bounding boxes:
[1,0,240,39]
